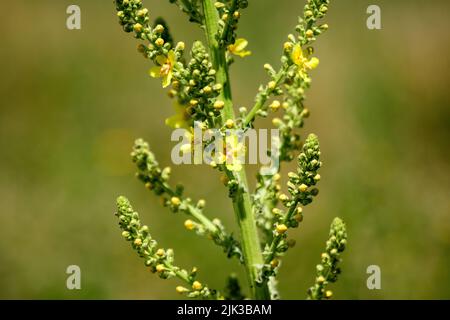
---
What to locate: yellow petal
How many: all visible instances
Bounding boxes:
[291,44,304,66]
[236,50,251,58]
[307,57,319,69]
[149,66,161,78]
[156,55,167,66]
[162,72,173,88]
[167,50,176,64]
[234,38,248,52]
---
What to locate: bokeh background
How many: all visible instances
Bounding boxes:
[0,0,449,299]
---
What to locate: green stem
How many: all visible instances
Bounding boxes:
[161,182,219,234]
[243,69,285,127]
[201,0,270,300]
[264,200,299,264]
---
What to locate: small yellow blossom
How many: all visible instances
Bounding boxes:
[291,44,319,77]
[184,219,195,230]
[224,134,245,171]
[192,281,203,290]
[171,197,181,206]
[276,224,288,234]
[228,38,252,58]
[149,50,176,88]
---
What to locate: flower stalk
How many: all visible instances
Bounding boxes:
[113,0,347,301]
[201,0,270,300]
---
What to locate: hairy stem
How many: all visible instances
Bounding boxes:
[201,0,270,300]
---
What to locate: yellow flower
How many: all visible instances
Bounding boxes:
[291,44,319,76]
[165,103,190,129]
[149,50,176,88]
[228,38,252,58]
[224,134,246,171]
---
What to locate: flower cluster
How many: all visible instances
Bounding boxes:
[131,138,243,261]
[260,134,321,280]
[115,0,224,129]
[307,217,347,300]
[114,0,348,300]
[287,133,321,207]
[242,0,330,163]
[215,0,249,47]
[167,41,223,128]
[116,196,220,299]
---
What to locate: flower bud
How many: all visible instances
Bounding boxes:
[192,281,203,290]
[276,224,288,234]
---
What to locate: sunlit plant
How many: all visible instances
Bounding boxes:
[114,0,347,300]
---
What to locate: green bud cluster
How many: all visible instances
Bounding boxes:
[243,0,331,162]
[287,133,321,207]
[116,196,220,299]
[115,1,224,129]
[215,0,249,47]
[114,0,348,300]
[174,41,222,126]
[153,17,174,49]
[116,0,175,58]
[259,134,321,283]
[297,0,330,46]
[307,217,347,300]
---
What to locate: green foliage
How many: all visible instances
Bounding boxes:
[113,0,347,300]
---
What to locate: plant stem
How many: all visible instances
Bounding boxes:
[201,0,270,300]
[264,200,299,264]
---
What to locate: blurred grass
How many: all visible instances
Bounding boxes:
[0,0,449,299]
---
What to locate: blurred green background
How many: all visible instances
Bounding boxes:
[0,0,449,299]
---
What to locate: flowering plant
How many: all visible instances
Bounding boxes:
[114,0,347,300]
